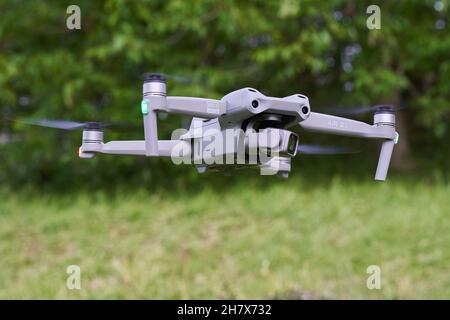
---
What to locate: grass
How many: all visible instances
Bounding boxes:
[0,175,449,299]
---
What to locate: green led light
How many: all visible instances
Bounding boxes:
[141,100,149,115]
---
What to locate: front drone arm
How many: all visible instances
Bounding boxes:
[81,74,225,160]
[141,96,225,156]
[142,73,226,157]
[165,97,226,118]
[299,112,399,181]
[299,112,397,139]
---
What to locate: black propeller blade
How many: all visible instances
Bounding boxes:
[297,144,359,155]
[142,72,201,85]
[15,119,140,131]
[321,104,403,117]
[20,119,97,130]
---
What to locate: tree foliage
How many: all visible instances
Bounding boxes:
[0,0,449,186]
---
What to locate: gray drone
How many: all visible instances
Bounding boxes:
[25,73,399,181]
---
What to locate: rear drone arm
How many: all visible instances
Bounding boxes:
[79,139,190,158]
[299,112,399,181]
[300,112,397,139]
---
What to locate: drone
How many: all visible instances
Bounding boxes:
[23,73,399,181]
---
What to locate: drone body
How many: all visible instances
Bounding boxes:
[76,73,399,181]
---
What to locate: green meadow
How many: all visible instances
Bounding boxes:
[1,175,448,299]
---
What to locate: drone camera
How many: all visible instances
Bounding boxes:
[272,129,299,157]
[286,132,299,157]
[246,128,298,158]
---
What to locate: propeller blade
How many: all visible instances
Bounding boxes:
[19,119,87,130]
[13,119,137,131]
[142,72,198,84]
[165,74,197,84]
[108,121,142,130]
[321,104,403,117]
[297,144,359,155]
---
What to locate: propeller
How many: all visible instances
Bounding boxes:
[142,72,202,85]
[14,119,140,131]
[297,144,359,155]
[320,104,403,117]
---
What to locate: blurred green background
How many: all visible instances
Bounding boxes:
[0,0,449,299]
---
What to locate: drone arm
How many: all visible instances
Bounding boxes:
[102,140,185,156]
[299,112,396,139]
[80,140,190,158]
[299,112,398,181]
[142,96,225,157]
[100,140,146,155]
[375,139,395,181]
[143,107,159,156]
[164,97,226,119]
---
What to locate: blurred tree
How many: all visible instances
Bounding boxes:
[0,0,449,186]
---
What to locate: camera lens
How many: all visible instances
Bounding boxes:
[287,133,298,156]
